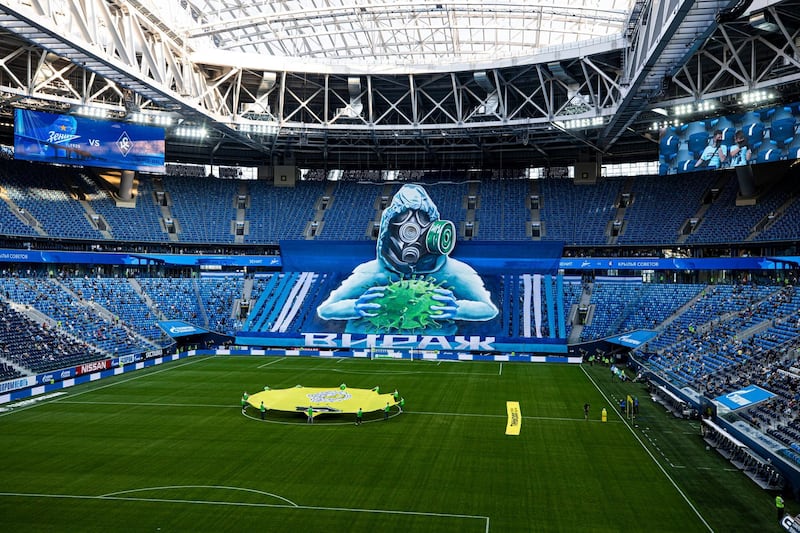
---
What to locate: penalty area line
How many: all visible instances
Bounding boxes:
[0,492,490,532]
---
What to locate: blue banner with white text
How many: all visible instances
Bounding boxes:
[14,108,165,173]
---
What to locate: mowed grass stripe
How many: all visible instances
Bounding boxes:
[0,356,784,532]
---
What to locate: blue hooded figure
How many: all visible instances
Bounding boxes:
[317,183,497,334]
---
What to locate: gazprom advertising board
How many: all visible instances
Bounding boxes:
[13,109,165,173]
[714,385,775,410]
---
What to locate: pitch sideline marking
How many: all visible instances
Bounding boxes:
[263,366,500,377]
[581,366,714,532]
[0,356,215,419]
[54,399,624,425]
[59,397,623,430]
[256,357,288,369]
[0,491,490,532]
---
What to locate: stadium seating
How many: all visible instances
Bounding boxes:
[618,172,717,245]
[538,178,622,245]
[0,294,106,374]
[743,122,765,152]
[688,132,710,160]
[770,117,796,149]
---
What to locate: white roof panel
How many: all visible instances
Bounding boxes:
[155,0,635,66]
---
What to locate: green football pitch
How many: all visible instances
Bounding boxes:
[0,356,789,532]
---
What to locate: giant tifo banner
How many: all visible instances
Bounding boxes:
[238,184,568,354]
[659,101,800,175]
[13,109,165,173]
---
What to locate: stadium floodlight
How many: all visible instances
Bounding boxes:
[740,89,776,105]
[555,117,605,130]
[237,122,279,136]
[129,112,174,127]
[695,100,717,113]
[174,126,208,139]
[650,119,683,131]
[74,106,109,119]
[672,99,716,118]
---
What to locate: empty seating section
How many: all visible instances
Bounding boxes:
[561,279,583,338]
[617,283,705,332]
[580,281,635,341]
[164,175,238,243]
[0,162,101,240]
[580,282,704,341]
[1,158,800,246]
[60,277,170,346]
[316,181,380,240]
[422,181,469,224]
[476,180,531,240]
[88,176,167,242]
[618,173,716,244]
[758,197,800,242]
[687,176,790,244]
[245,180,326,243]
[0,361,22,380]
[0,200,37,238]
[538,178,622,244]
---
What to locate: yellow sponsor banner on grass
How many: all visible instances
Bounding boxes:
[506,401,521,436]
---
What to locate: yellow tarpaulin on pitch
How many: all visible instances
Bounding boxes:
[247,386,397,417]
[506,401,521,435]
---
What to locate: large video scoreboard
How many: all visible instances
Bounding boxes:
[13,109,165,173]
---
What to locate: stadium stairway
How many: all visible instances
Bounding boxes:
[127,277,167,321]
[746,195,799,241]
[645,284,711,352]
[78,199,112,239]
[191,279,210,328]
[232,276,255,321]
[0,188,47,237]
[50,278,164,352]
[567,282,593,344]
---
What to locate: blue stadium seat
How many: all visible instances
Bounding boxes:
[743,122,765,152]
[687,132,710,159]
[770,118,796,149]
[659,133,681,166]
[758,107,776,122]
[756,143,781,163]
[720,126,736,147]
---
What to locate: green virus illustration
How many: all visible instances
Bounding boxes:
[359,277,454,333]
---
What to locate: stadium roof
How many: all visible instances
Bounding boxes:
[177,0,635,66]
[0,0,799,170]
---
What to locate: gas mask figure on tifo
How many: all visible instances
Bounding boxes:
[317,183,497,335]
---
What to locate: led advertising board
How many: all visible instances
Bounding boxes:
[13,109,165,173]
[659,101,800,175]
